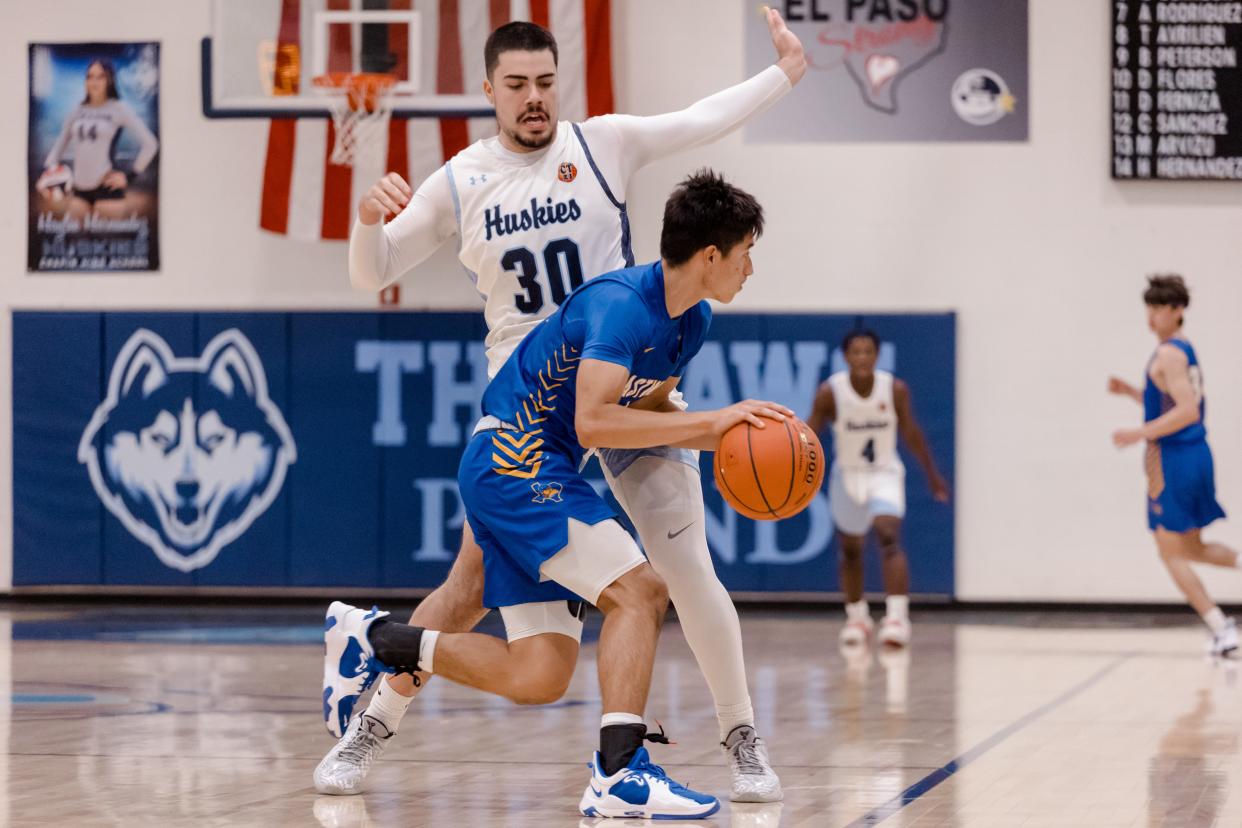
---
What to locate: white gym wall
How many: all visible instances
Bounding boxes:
[2,0,1240,601]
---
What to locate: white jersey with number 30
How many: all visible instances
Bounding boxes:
[829,370,901,473]
[348,66,793,378]
[447,121,630,377]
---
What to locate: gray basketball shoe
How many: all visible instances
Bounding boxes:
[722,725,783,802]
[1209,618,1239,659]
[314,714,393,795]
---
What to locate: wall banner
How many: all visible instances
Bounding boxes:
[746,0,1028,142]
[12,311,955,596]
[28,42,161,272]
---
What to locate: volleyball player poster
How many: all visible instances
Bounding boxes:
[27,42,161,272]
[744,0,1028,142]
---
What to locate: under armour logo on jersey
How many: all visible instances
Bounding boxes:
[469,174,488,185]
[558,162,577,183]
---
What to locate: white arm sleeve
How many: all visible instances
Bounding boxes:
[44,112,75,168]
[119,103,159,174]
[348,166,459,292]
[577,65,792,189]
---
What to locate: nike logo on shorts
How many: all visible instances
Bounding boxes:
[667,522,694,540]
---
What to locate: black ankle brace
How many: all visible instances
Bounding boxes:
[367,619,424,675]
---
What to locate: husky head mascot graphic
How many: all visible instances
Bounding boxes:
[78,328,297,572]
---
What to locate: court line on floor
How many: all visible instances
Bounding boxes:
[845,653,1132,827]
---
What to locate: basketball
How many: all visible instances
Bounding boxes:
[713,415,825,521]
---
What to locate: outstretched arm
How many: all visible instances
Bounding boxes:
[894,379,949,503]
[348,169,458,292]
[578,6,805,183]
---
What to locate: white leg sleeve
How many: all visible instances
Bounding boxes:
[604,455,754,733]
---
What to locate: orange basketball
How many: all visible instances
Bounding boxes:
[713,416,825,521]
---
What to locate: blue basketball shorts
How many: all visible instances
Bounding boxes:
[459,428,622,609]
[1146,439,1226,533]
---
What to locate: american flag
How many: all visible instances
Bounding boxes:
[259,0,615,241]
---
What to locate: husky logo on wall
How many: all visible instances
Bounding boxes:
[77,329,297,572]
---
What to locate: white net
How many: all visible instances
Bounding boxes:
[313,72,396,167]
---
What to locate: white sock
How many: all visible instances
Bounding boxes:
[886,595,909,620]
[716,699,755,741]
[845,599,870,621]
[601,712,645,728]
[418,630,440,673]
[1203,607,1227,634]
[363,678,415,734]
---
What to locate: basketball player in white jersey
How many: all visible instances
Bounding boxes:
[315,10,807,802]
[807,330,949,649]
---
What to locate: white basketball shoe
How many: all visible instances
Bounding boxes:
[722,725,783,802]
[578,746,719,819]
[1209,618,1239,658]
[878,615,911,647]
[839,614,875,647]
[323,601,392,738]
[314,713,393,795]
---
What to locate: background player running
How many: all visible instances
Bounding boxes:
[319,9,807,802]
[1109,274,1239,657]
[807,330,949,649]
[324,171,791,819]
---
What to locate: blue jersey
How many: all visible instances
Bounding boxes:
[1144,338,1206,445]
[480,260,711,466]
[462,260,711,608]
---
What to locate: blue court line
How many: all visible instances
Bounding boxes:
[846,654,1130,827]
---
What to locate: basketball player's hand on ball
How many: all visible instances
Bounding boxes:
[359,172,412,224]
[765,5,806,85]
[713,399,793,435]
[1112,427,1143,448]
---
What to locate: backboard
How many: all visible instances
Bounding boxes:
[203,0,494,118]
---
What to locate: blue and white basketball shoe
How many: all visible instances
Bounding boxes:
[322,601,392,738]
[578,746,719,819]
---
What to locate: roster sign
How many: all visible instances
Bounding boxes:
[1112,0,1242,180]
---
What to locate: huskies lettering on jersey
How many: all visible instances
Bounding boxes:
[844,418,891,431]
[483,197,583,241]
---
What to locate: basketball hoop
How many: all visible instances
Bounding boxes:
[313,72,397,166]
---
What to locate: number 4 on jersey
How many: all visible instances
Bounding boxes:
[861,438,876,464]
[505,239,584,313]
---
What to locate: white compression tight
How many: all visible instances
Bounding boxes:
[603,455,754,739]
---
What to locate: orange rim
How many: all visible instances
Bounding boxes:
[312,72,396,111]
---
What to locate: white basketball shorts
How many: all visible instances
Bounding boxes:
[829,463,906,536]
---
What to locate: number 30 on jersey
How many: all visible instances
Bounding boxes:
[503,239,584,313]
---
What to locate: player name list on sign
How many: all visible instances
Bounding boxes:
[1112,0,1242,180]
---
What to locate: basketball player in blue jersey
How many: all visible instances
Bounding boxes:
[319,10,806,801]
[1109,275,1239,657]
[324,172,792,819]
